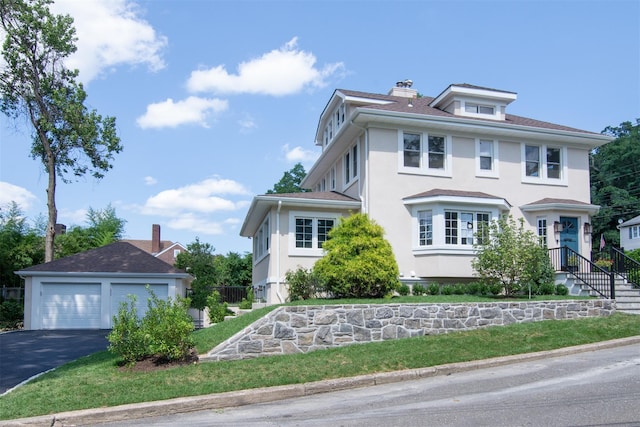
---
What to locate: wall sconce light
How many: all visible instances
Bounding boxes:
[553,221,563,234]
[584,222,591,235]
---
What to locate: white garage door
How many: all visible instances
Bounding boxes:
[110,284,168,323]
[41,283,102,329]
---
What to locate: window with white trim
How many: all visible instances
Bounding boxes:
[630,225,640,240]
[465,103,495,115]
[323,104,346,147]
[399,131,451,176]
[537,217,548,247]
[418,210,433,246]
[329,166,336,190]
[522,144,566,184]
[417,209,490,248]
[344,143,358,186]
[476,139,499,177]
[254,217,270,260]
[289,212,338,256]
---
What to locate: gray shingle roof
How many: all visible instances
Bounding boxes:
[262,191,359,202]
[337,88,599,135]
[18,242,187,274]
[404,189,503,200]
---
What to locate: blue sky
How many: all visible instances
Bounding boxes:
[1,0,638,255]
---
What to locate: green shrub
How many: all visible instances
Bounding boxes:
[466,282,480,295]
[626,248,640,263]
[313,214,400,298]
[397,283,410,296]
[427,283,440,295]
[412,283,426,296]
[452,283,466,295]
[473,215,549,297]
[0,300,23,329]
[441,285,453,295]
[555,284,569,296]
[537,282,556,295]
[285,267,323,301]
[107,296,148,365]
[239,287,254,309]
[141,291,195,361]
[108,288,195,364]
[206,290,233,323]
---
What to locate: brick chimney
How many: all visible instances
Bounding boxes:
[152,224,161,254]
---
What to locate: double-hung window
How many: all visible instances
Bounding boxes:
[630,225,640,240]
[344,143,359,186]
[537,217,548,247]
[418,210,433,246]
[254,217,270,261]
[522,144,566,184]
[289,212,338,256]
[399,131,451,176]
[476,139,499,177]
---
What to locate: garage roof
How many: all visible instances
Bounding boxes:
[16,242,189,276]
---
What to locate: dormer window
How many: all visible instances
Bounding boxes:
[465,103,495,115]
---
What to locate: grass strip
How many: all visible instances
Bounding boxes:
[1,311,638,420]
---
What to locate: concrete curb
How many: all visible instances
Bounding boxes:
[3,336,640,427]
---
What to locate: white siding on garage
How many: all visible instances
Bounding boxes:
[110,284,168,323]
[41,283,102,329]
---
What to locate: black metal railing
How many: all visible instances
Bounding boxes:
[211,286,248,304]
[548,246,615,299]
[611,247,640,289]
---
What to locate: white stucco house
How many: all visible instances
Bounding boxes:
[16,242,192,330]
[240,82,613,304]
[619,215,640,251]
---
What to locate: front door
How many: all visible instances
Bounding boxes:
[560,216,579,268]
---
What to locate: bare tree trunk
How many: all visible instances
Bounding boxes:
[44,139,57,263]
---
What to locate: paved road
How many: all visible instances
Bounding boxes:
[0,329,110,394]
[102,343,640,427]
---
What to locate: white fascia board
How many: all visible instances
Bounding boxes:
[404,195,511,211]
[352,109,613,148]
[430,85,517,108]
[520,202,600,215]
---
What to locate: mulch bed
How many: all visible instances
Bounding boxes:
[119,348,200,372]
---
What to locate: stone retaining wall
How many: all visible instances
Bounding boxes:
[202,300,615,362]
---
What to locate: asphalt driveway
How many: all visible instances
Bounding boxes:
[0,329,110,394]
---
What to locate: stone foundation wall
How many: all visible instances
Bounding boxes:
[202,300,615,362]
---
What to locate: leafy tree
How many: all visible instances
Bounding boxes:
[313,213,400,298]
[213,251,252,287]
[0,202,44,287]
[590,119,640,248]
[266,162,309,194]
[0,0,122,262]
[54,204,126,258]
[472,215,554,297]
[174,237,217,310]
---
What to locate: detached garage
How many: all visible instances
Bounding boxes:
[16,242,192,330]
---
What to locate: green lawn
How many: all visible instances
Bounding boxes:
[0,298,637,421]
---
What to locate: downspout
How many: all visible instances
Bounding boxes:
[275,200,284,303]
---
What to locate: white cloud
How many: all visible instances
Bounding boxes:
[50,0,167,83]
[136,96,229,129]
[58,207,88,226]
[140,177,251,217]
[282,144,320,163]
[0,182,37,210]
[144,176,158,185]
[186,37,344,96]
[167,214,225,235]
[238,114,257,133]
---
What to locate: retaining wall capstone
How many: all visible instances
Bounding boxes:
[202,299,615,362]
